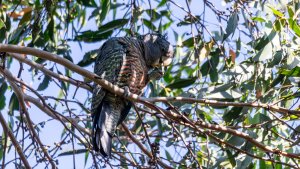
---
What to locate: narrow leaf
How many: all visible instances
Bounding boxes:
[0,19,5,29]
[223,12,238,41]
[268,6,284,17]
[37,75,51,91]
[77,49,98,67]
[58,149,88,156]
[166,77,197,89]
[100,0,110,22]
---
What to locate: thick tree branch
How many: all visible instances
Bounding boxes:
[0,44,139,101]
[1,44,299,166]
[1,44,298,117]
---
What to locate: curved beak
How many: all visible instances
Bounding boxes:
[162,44,174,66]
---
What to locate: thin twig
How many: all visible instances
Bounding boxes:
[0,111,31,169]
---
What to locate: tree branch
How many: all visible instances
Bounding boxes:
[142,97,300,116]
[0,111,31,169]
[8,52,92,92]
[0,68,57,168]
[121,123,172,169]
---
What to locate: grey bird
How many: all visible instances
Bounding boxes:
[91,33,174,157]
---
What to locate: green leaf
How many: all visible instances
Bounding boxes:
[100,0,110,23]
[287,5,294,18]
[99,19,128,32]
[223,12,238,41]
[0,132,4,161]
[268,6,284,17]
[288,18,300,37]
[75,30,112,42]
[268,50,283,67]
[37,75,51,91]
[204,90,242,100]
[166,77,197,89]
[0,19,5,29]
[19,10,32,26]
[238,156,253,168]
[279,66,300,77]
[58,149,88,156]
[166,138,173,147]
[223,107,243,122]
[9,93,19,115]
[228,135,245,146]
[157,0,167,8]
[0,81,7,110]
[182,36,200,48]
[251,17,266,22]
[77,49,98,67]
[251,113,272,128]
[75,19,128,42]
[77,0,97,7]
[254,30,276,51]
[143,19,157,31]
[161,21,172,32]
[269,74,284,88]
[145,9,162,21]
[253,42,272,61]
[165,150,172,160]
[84,151,89,167]
[226,150,236,167]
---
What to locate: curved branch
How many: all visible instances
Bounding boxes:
[0,68,57,168]
[121,123,172,169]
[1,44,298,117]
[8,52,92,92]
[0,44,139,101]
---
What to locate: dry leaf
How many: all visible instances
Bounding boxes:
[9,7,32,18]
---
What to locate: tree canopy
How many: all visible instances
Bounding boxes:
[0,0,300,168]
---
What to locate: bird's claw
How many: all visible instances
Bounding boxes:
[123,86,130,97]
[148,68,163,81]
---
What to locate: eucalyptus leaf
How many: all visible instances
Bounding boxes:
[223,12,238,41]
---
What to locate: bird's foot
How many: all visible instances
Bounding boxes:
[148,67,163,81]
[123,86,130,97]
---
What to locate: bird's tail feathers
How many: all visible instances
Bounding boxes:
[92,102,113,157]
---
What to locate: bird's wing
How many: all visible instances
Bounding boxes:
[91,38,126,116]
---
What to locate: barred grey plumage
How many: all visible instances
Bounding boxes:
[91,34,174,157]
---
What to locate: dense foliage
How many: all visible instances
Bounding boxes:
[0,0,300,168]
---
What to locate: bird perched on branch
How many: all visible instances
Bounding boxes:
[91,33,174,157]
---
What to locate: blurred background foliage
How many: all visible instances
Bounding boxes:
[0,0,300,168]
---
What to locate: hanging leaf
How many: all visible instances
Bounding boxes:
[143,19,157,31]
[37,75,51,91]
[100,0,110,23]
[0,81,7,110]
[223,12,238,41]
[223,107,243,122]
[0,19,5,29]
[9,93,19,115]
[226,150,237,167]
[77,49,98,67]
